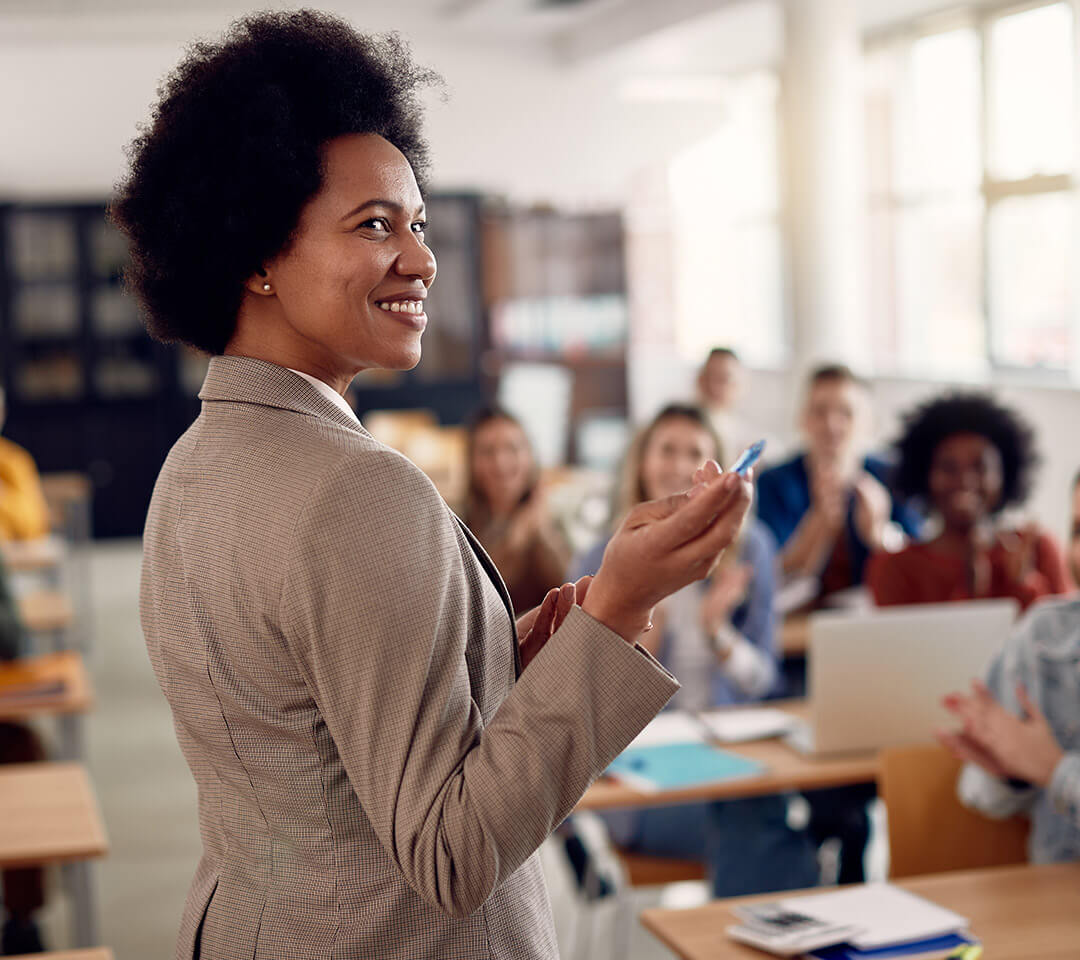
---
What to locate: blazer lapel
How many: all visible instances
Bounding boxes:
[454,517,522,679]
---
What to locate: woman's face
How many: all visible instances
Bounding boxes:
[640,417,717,502]
[258,133,437,380]
[928,432,1004,529]
[471,418,534,514]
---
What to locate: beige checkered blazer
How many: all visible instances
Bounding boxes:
[141,356,678,960]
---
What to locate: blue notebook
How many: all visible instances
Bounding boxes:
[808,933,979,959]
[606,741,764,792]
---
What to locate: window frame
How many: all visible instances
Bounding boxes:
[865,0,1078,386]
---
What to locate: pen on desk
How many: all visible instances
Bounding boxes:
[730,439,766,478]
[945,945,983,960]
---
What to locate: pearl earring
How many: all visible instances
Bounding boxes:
[262,282,271,292]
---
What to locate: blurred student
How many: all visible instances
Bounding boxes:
[757,364,922,885]
[0,382,50,542]
[463,407,570,615]
[868,393,1068,610]
[572,404,819,896]
[0,559,46,953]
[757,364,922,606]
[697,347,766,464]
[939,472,1080,863]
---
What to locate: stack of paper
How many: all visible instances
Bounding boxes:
[698,707,799,743]
[726,884,975,957]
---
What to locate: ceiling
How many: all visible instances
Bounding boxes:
[0,0,1028,61]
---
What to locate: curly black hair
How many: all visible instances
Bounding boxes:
[892,391,1039,512]
[110,10,440,355]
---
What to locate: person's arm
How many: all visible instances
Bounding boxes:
[778,507,840,577]
[713,528,777,700]
[281,452,679,919]
[953,651,1039,819]
[0,450,50,541]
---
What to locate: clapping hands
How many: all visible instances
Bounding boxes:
[937,680,1064,788]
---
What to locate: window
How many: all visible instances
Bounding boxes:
[866,1,1076,381]
[667,72,785,369]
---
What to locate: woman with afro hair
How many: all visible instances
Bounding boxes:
[867,392,1069,610]
[114,11,753,959]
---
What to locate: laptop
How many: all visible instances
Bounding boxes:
[786,599,1018,756]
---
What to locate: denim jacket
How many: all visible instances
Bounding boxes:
[958,594,1080,863]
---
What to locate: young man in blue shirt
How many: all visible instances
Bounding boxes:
[757,364,922,603]
[756,364,922,884]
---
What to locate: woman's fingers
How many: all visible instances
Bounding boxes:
[531,588,559,639]
[651,471,746,553]
[674,474,753,567]
[553,582,575,633]
[574,575,593,606]
[936,729,1008,779]
[1015,683,1046,725]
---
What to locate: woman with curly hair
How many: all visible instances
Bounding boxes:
[867,392,1069,609]
[113,12,753,959]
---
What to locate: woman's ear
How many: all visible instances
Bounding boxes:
[244,267,274,297]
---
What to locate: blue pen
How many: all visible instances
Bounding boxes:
[730,439,766,477]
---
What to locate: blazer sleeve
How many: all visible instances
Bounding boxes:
[279,449,678,919]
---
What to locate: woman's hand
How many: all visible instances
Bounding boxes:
[516,576,592,670]
[937,680,1065,787]
[582,460,753,642]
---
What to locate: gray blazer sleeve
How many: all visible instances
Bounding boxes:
[280,449,677,918]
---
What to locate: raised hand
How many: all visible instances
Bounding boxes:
[581,461,753,641]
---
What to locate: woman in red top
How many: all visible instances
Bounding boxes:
[868,392,1069,610]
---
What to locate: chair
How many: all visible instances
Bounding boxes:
[878,743,1029,879]
[614,849,706,887]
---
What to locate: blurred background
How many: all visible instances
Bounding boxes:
[1,0,1079,957]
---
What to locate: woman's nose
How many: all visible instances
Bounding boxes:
[395,234,437,284]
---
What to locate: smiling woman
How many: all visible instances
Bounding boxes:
[112,11,755,960]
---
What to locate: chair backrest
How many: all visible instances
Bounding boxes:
[879,744,1029,879]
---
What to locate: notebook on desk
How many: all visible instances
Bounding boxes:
[787,600,1016,756]
[606,741,764,793]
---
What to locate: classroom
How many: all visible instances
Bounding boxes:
[0,1,1078,958]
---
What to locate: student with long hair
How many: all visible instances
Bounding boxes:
[572,404,818,896]
[463,407,569,615]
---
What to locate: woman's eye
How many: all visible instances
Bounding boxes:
[412,220,427,236]
[358,218,389,233]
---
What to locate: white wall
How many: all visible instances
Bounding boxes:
[0,6,765,207]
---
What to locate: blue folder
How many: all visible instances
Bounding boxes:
[809,933,979,959]
[606,742,764,791]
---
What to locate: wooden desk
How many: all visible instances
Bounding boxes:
[0,763,107,948]
[0,651,93,760]
[1,536,65,574]
[576,702,878,811]
[0,651,92,719]
[17,589,74,634]
[8,951,114,960]
[780,615,809,656]
[0,763,107,868]
[641,861,1080,960]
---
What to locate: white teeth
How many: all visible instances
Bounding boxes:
[378,300,423,314]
